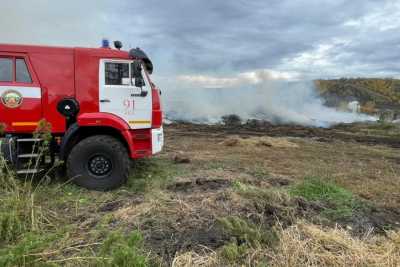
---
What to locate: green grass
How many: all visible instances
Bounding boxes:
[233,177,368,226]
[0,182,152,266]
[126,157,181,193]
[0,227,150,267]
[0,232,61,267]
[0,158,158,266]
[290,177,362,220]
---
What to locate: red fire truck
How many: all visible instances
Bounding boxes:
[0,41,164,190]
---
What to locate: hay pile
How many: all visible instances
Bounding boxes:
[221,136,299,148]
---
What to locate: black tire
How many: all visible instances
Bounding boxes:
[66,135,130,191]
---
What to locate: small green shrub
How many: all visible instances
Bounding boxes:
[97,230,149,267]
[219,242,248,263]
[218,216,278,248]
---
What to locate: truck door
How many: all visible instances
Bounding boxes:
[99,59,152,129]
[0,54,42,132]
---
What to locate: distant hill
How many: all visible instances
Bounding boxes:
[315,78,400,113]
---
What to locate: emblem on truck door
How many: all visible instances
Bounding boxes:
[1,90,23,108]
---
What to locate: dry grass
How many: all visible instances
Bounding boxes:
[269,222,400,267]
[164,124,400,266]
[168,129,400,208]
[113,202,155,222]
[172,221,400,267]
[172,251,218,267]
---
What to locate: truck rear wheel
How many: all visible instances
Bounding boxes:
[66,135,130,191]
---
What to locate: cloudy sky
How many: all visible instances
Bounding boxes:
[1,0,400,88]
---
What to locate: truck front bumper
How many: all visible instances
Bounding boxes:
[151,127,164,155]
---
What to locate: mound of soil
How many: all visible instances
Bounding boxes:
[220,136,299,148]
[168,178,231,193]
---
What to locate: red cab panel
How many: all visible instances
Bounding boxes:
[0,53,42,133]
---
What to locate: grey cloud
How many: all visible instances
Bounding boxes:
[0,0,397,78]
[116,0,384,75]
[0,0,118,47]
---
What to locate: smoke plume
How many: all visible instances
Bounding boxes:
[163,73,376,127]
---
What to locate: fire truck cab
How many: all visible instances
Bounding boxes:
[0,41,163,190]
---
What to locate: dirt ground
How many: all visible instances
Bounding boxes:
[122,122,400,264]
[165,122,400,207]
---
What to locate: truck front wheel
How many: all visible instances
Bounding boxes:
[66,135,130,191]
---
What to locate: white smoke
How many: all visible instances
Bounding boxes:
[163,71,376,127]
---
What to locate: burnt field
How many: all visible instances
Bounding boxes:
[168,121,400,148]
[163,122,400,218]
[2,122,400,266]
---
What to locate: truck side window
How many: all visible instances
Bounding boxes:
[16,58,32,83]
[0,58,13,82]
[105,63,129,85]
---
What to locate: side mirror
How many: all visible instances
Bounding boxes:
[135,77,145,88]
[131,60,147,96]
[131,60,142,78]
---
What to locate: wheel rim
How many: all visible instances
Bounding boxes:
[87,154,113,178]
